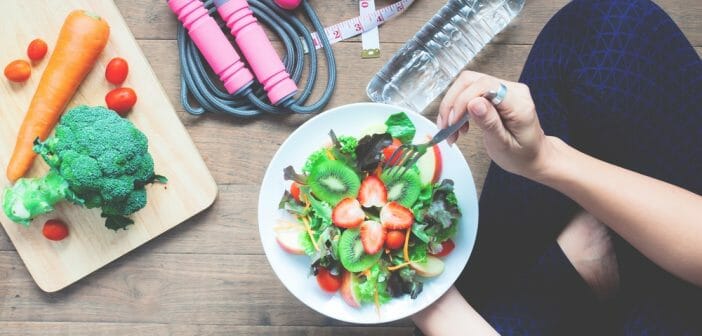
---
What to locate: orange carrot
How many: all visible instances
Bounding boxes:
[7,10,109,182]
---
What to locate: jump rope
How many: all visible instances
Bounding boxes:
[170,0,336,117]
[170,0,414,117]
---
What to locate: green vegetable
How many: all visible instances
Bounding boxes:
[355,264,391,304]
[2,105,165,230]
[354,133,393,173]
[337,135,358,156]
[412,180,461,246]
[302,149,329,175]
[384,112,416,143]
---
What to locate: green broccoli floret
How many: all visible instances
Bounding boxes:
[2,105,166,230]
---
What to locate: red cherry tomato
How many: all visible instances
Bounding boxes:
[290,182,301,202]
[105,57,129,85]
[430,239,455,257]
[4,60,31,82]
[105,87,137,116]
[42,219,69,241]
[385,230,405,250]
[316,268,342,293]
[382,138,403,165]
[27,39,48,61]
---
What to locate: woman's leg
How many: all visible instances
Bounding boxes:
[455,0,702,333]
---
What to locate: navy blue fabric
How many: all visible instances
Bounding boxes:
[451,0,702,334]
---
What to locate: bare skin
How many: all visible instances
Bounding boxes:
[413,71,702,335]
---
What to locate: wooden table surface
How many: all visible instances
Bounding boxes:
[1,0,699,334]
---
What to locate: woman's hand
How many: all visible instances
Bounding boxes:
[438,70,553,179]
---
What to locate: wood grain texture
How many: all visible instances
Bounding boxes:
[0,1,216,292]
[0,0,699,334]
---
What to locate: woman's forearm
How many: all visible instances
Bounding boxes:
[533,137,702,286]
[412,286,498,336]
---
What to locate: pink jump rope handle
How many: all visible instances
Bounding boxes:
[215,0,298,105]
[168,0,253,95]
[274,0,302,10]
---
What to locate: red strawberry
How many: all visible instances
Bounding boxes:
[380,202,413,230]
[332,198,365,228]
[358,175,387,208]
[360,220,386,254]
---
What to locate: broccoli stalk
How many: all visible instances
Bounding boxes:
[2,105,166,230]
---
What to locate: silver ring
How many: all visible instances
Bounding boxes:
[485,83,507,106]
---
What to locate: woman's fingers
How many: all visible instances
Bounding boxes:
[438,71,483,128]
[466,97,511,145]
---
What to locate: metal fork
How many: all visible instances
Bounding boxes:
[384,91,500,178]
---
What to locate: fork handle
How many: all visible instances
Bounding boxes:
[430,114,470,145]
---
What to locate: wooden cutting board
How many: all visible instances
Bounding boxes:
[0,1,217,292]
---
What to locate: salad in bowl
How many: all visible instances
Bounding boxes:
[258,103,477,323]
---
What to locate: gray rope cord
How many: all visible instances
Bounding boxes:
[177,0,337,117]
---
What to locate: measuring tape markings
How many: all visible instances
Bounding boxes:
[307,0,415,51]
[360,0,380,58]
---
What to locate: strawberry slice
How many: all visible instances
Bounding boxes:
[360,220,386,254]
[358,175,387,208]
[380,201,413,230]
[332,198,365,228]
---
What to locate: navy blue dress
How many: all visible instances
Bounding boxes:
[447,0,702,334]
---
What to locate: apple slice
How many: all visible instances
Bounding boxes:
[416,135,442,185]
[273,221,306,255]
[410,255,445,277]
[339,271,362,308]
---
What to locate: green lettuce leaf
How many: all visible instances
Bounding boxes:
[354,264,391,304]
[385,112,416,143]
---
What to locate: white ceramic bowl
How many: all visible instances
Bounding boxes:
[258,102,478,324]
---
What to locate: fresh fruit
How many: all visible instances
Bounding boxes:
[4,60,31,82]
[416,136,443,185]
[357,175,387,208]
[105,57,129,84]
[332,198,365,228]
[273,221,306,255]
[105,87,137,116]
[27,39,48,61]
[360,220,385,254]
[430,239,455,257]
[380,202,413,230]
[385,230,405,250]
[382,138,402,165]
[359,123,388,137]
[290,182,301,202]
[316,267,343,293]
[338,228,382,272]
[410,255,445,277]
[380,168,421,207]
[42,219,68,241]
[6,10,110,182]
[308,160,361,206]
[340,271,361,308]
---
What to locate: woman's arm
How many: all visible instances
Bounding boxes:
[412,286,498,336]
[439,70,702,286]
[533,137,702,286]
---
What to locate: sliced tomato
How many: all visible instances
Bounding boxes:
[360,220,385,254]
[380,201,413,230]
[385,230,405,250]
[316,267,342,293]
[430,240,456,257]
[290,182,301,202]
[332,198,365,228]
[358,175,387,207]
[382,138,403,165]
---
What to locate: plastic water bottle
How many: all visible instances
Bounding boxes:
[366,0,525,113]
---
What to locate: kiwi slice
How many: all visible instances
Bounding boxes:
[339,228,382,272]
[308,160,360,206]
[380,169,421,207]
